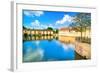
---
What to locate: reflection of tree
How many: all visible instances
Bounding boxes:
[55,29,59,33]
[24,33,28,40]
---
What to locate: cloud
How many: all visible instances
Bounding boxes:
[62,44,69,51]
[35,40,40,46]
[31,20,40,26]
[23,48,44,62]
[48,24,54,28]
[29,20,48,29]
[62,44,75,51]
[40,25,48,29]
[56,15,74,24]
[30,20,41,29]
[24,11,44,17]
[23,20,41,29]
[33,11,44,16]
[24,25,33,29]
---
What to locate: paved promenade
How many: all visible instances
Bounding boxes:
[75,42,91,59]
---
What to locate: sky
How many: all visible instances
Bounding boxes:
[23,10,79,29]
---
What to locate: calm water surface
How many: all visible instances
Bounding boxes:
[23,39,82,62]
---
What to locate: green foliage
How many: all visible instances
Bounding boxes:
[55,29,59,33]
[47,27,53,30]
[23,26,27,29]
[74,13,91,27]
[70,13,91,42]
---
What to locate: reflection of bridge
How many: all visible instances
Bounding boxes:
[23,35,58,41]
[23,29,91,59]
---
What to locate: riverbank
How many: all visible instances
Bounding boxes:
[75,41,91,59]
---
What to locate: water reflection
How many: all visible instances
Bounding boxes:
[23,35,84,62]
[23,35,54,40]
[58,36,75,44]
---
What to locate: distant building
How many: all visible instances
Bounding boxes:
[59,27,76,35]
[59,27,91,38]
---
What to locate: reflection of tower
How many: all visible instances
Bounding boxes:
[38,31,41,37]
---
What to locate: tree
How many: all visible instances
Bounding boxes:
[71,13,91,41]
[82,13,91,38]
[23,26,27,29]
[47,27,53,30]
